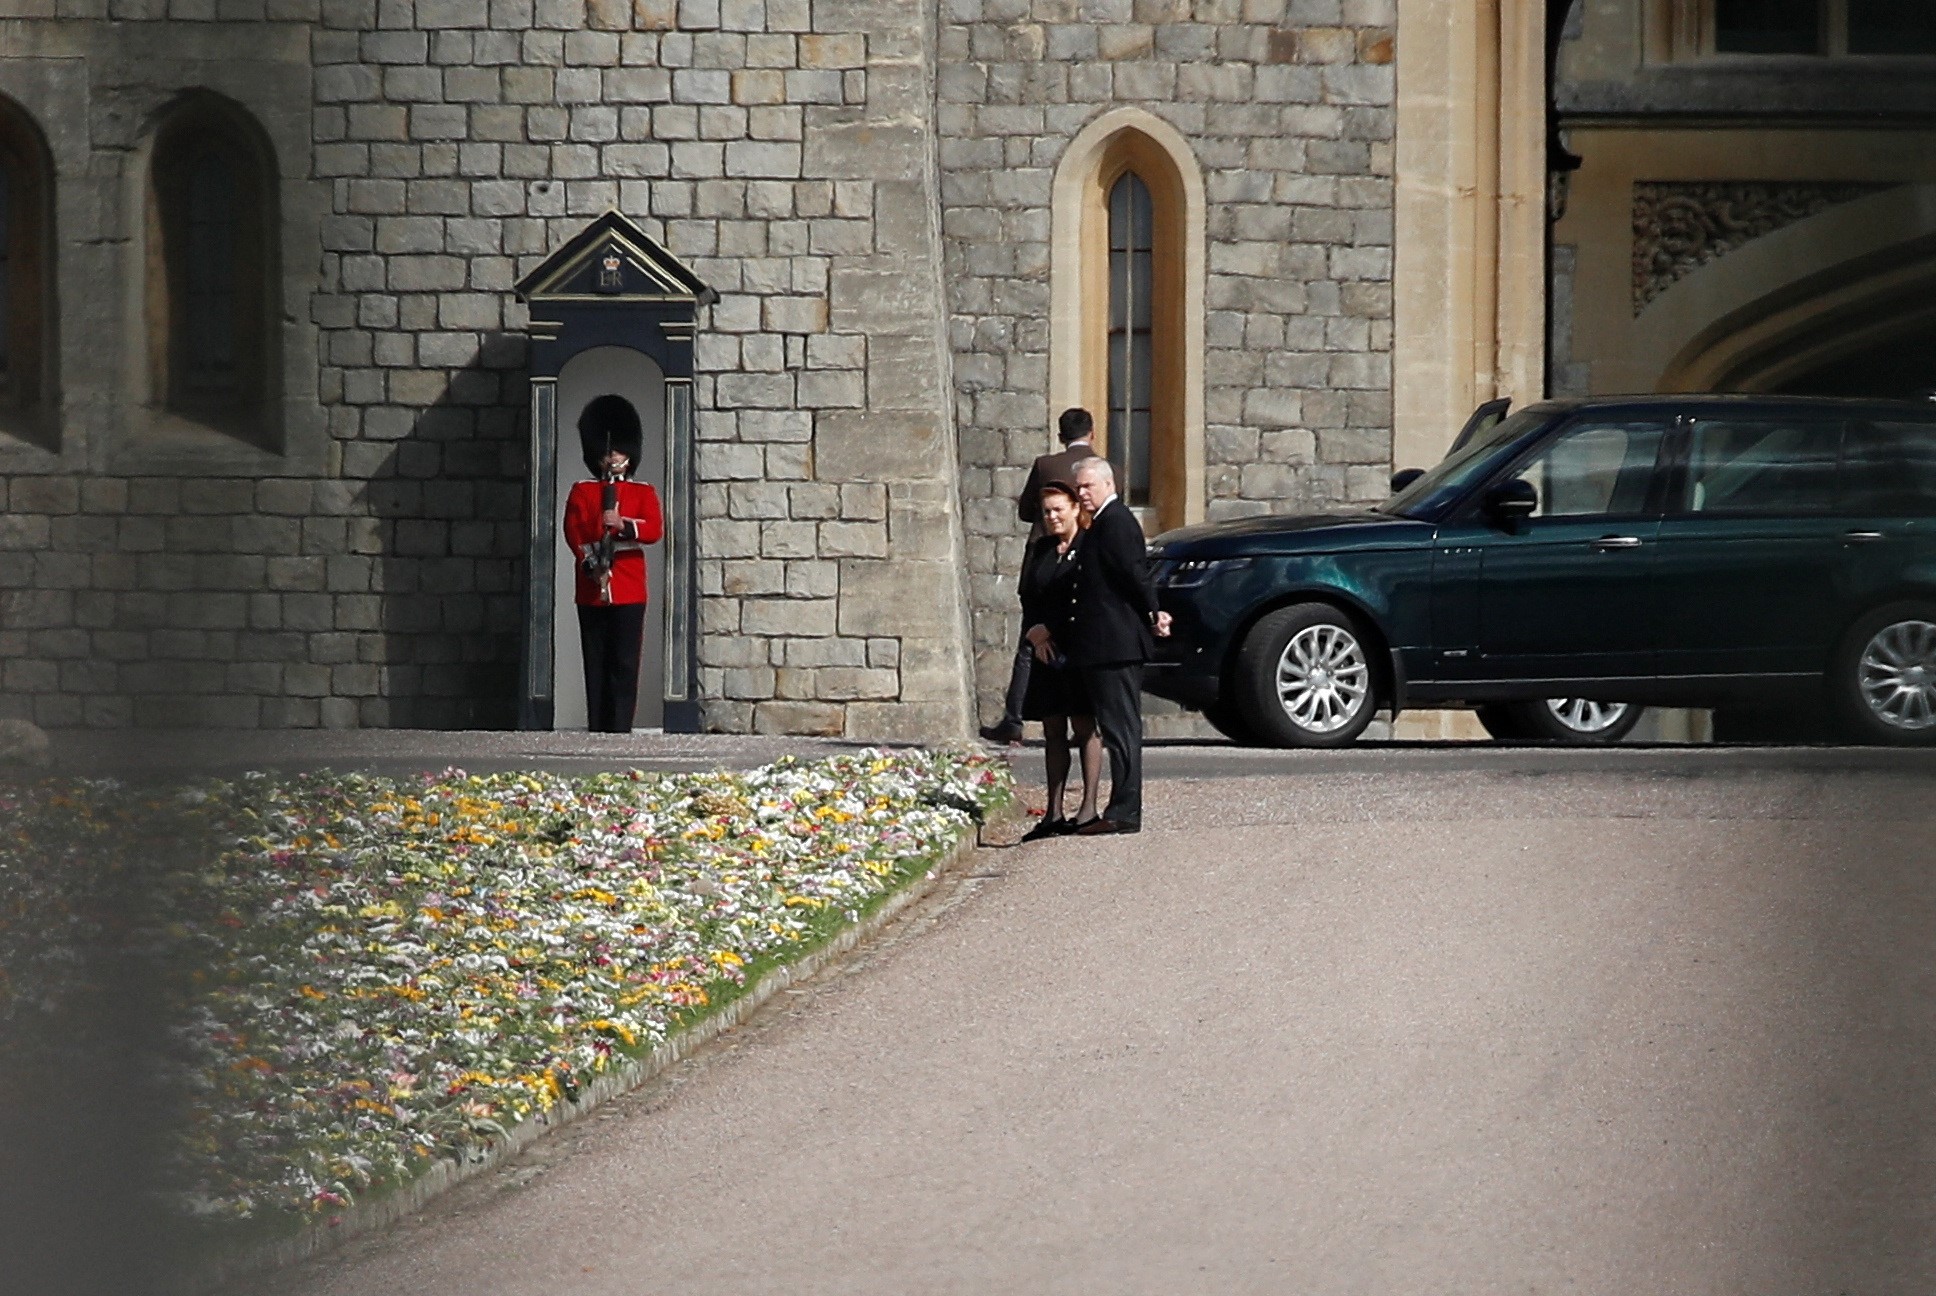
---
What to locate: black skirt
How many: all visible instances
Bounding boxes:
[1022,657,1090,721]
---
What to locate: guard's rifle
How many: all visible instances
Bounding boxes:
[585,460,621,604]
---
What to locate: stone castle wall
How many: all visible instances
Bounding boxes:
[0,0,1396,735]
[934,0,1396,715]
[0,1,974,737]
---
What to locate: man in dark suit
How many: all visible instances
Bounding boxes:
[981,407,1099,744]
[1067,456,1170,834]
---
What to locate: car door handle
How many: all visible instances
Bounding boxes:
[1591,535,1643,551]
[1843,530,1885,544]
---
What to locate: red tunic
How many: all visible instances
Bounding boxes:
[564,479,663,605]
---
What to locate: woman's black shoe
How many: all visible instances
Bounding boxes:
[1020,817,1070,842]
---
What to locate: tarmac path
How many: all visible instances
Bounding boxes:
[239,752,1936,1295]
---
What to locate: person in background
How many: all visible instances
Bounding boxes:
[982,406,1099,744]
[1017,481,1104,841]
[1067,457,1170,835]
[563,395,663,734]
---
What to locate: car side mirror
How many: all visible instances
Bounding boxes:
[1389,467,1426,493]
[1485,478,1538,524]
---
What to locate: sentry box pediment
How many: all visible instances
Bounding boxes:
[516,210,716,310]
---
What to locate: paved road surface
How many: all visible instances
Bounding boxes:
[54,722,1936,782]
[238,752,1936,1295]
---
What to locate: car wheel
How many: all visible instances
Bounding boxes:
[1830,602,1936,745]
[1492,698,1643,744]
[1711,701,1832,744]
[1201,697,1260,746]
[1235,603,1381,748]
[1474,704,1528,741]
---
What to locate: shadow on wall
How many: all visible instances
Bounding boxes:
[2,334,536,734]
[353,331,529,730]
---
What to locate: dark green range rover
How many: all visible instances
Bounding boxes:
[1145,396,1936,747]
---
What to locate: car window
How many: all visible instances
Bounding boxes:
[1842,420,1936,516]
[1383,407,1549,519]
[1504,421,1665,519]
[1682,419,1839,516]
[1447,397,1512,454]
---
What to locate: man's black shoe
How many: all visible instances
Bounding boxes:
[979,721,1025,745]
[1074,818,1138,835]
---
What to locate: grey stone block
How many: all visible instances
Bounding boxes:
[741,596,837,637]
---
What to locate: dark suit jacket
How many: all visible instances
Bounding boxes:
[1017,440,1097,534]
[1067,497,1157,666]
[1019,531,1082,647]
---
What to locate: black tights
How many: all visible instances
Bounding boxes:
[1041,713,1103,825]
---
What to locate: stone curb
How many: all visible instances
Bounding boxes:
[184,796,1018,1294]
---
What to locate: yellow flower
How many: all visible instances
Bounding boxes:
[590,1019,638,1047]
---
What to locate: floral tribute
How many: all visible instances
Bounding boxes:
[0,749,1006,1234]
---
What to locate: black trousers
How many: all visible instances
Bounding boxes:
[998,628,1033,727]
[1080,661,1144,828]
[577,602,647,733]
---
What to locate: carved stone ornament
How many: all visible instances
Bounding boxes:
[1631,181,1893,313]
[596,246,625,293]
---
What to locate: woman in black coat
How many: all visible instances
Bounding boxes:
[1018,481,1104,841]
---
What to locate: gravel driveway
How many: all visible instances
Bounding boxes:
[240,752,1936,1295]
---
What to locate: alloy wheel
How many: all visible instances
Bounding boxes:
[1542,698,1633,736]
[1858,618,1936,732]
[1274,624,1370,734]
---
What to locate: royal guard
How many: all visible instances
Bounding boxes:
[563,394,663,733]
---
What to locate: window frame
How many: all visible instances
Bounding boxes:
[0,94,53,440]
[1671,416,1844,518]
[1082,131,1188,532]
[1050,108,1205,534]
[1105,168,1156,510]
[143,93,280,447]
[1653,0,1936,62]
[1462,417,1675,524]
[1837,418,1936,517]
[1382,406,1555,522]
[1713,0,1828,56]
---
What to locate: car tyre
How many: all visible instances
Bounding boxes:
[1485,699,1643,744]
[1829,601,1936,745]
[1201,697,1260,746]
[1235,603,1381,748]
[1710,700,1832,744]
[1474,704,1529,741]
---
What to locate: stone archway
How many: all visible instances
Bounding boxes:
[1650,184,1936,395]
[1550,128,1936,399]
[550,347,668,732]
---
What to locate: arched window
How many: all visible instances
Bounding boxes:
[1090,137,1189,528]
[147,95,278,442]
[1107,171,1156,507]
[182,151,240,389]
[0,95,53,438]
[1052,109,1204,534]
